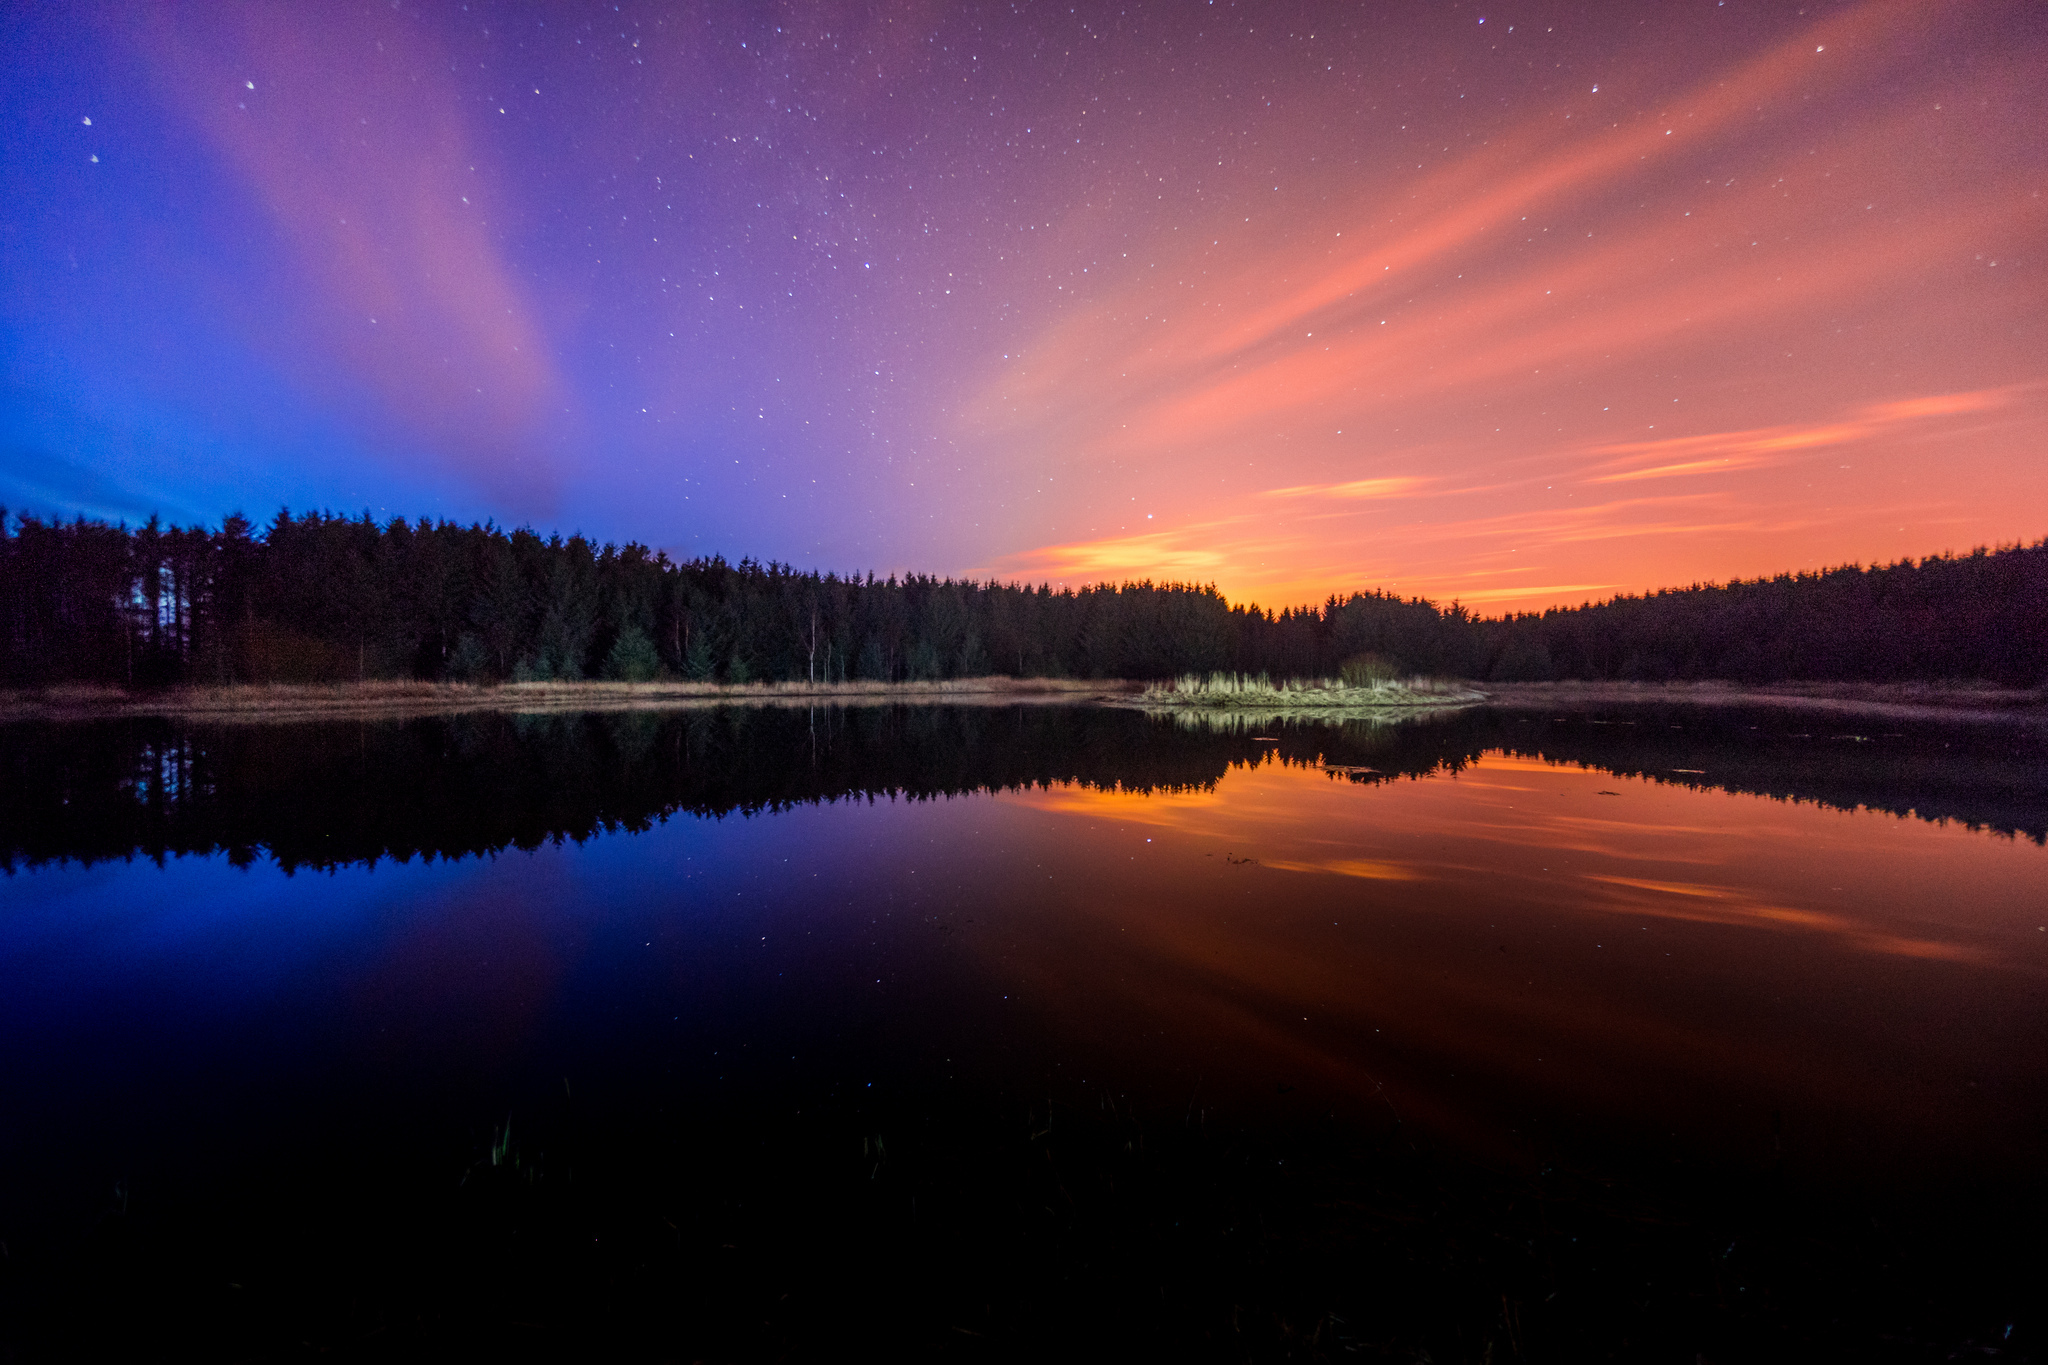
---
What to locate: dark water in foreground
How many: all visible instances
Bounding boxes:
[2,703,2043,1360]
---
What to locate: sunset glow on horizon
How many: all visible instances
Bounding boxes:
[4,0,2041,612]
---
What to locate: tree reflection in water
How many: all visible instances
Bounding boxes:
[4,702,2041,872]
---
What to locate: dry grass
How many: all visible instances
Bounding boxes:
[1483,679,2048,724]
[0,676,1143,724]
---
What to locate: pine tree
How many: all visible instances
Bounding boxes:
[604,624,662,682]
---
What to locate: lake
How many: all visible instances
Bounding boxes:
[2,701,2042,1359]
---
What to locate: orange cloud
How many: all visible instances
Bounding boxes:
[954,0,2046,611]
[960,0,1993,461]
[986,520,1262,585]
[1859,387,2024,423]
[1262,477,1428,501]
[1099,181,2006,464]
[1186,0,1942,368]
[1586,385,2030,482]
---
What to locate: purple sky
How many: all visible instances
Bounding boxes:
[4,0,2043,608]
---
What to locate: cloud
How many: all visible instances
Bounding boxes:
[948,0,2044,615]
[975,372,2040,610]
[1092,178,2004,466]
[1437,583,1621,605]
[1585,385,2029,483]
[1859,387,2024,423]
[1184,0,1942,368]
[1262,477,1428,501]
[982,524,1243,584]
[138,4,567,510]
[956,0,1997,466]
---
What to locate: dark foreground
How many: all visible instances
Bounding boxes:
[7,1089,2034,1361]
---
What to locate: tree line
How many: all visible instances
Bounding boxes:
[1475,540,2047,686]
[0,506,2041,688]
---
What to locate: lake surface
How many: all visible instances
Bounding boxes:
[3,702,2043,1359]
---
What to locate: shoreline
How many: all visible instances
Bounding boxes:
[1,676,2041,726]
[1480,679,2048,725]
[0,677,1142,725]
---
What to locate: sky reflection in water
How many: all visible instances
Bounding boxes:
[0,705,2042,1241]
[992,747,2044,1178]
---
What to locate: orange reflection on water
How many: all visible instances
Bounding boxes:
[983,749,2046,1181]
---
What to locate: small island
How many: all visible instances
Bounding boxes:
[1133,662,1489,712]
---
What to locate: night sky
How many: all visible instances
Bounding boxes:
[4,1,2042,611]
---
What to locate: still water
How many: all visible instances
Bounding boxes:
[2,703,2043,1358]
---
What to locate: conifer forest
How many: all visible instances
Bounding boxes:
[2,508,2042,689]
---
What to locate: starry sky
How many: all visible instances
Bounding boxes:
[4,0,2043,611]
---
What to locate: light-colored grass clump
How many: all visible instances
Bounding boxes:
[1140,672,1487,709]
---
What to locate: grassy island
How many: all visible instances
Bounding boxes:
[1136,670,1488,710]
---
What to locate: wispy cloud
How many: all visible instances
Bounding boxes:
[1586,386,2026,483]
[141,4,567,510]
[1181,0,1941,370]
[983,524,1243,584]
[958,0,2006,466]
[1262,477,1429,501]
[1441,583,1622,605]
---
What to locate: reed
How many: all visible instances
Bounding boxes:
[1139,672,1488,709]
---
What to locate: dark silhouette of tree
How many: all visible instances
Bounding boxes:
[1474,542,2048,686]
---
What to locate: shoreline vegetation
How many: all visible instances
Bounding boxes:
[3,675,2042,725]
[0,676,1141,724]
[1483,678,2048,725]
